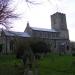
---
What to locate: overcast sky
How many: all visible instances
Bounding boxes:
[10,0,75,41]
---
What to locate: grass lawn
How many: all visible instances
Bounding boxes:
[39,54,75,75]
[0,54,75,75]
[0,55,24,75]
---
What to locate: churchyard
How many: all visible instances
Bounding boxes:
[0,54,75,75]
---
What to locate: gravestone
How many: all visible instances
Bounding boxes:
[24,69,33,75]
[27,70,33,75]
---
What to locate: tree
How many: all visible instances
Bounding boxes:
[0,0,18,29]
[0,0,50,29]
[14,37,30,58]
[30,40,50,55]
[0,0,39,29]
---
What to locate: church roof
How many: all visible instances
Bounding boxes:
[2,30,31,37]
[31,27,58,32]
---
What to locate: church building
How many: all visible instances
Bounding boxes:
[0,12,71,54]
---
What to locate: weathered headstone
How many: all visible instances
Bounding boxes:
[34,68,38,75]
[27,70,33,75]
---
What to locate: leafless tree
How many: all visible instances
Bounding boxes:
[0,0,51,29]
[0,0,43,29]
[0,0,18,29]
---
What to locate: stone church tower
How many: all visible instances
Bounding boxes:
[51,12,70,54]
[51,12,69,39]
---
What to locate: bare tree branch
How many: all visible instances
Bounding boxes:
[26,0,41,5]
[25,0,42,8]
[0,0,18,29]
[0,0,50,29]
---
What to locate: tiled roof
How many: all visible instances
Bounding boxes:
[3,30,31,37]
[31,27,58,32]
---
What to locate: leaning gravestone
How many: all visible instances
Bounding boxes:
[34,68,38,75]
[24,69,33,75]
[24,68,28,75]
[27,70,33,75]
